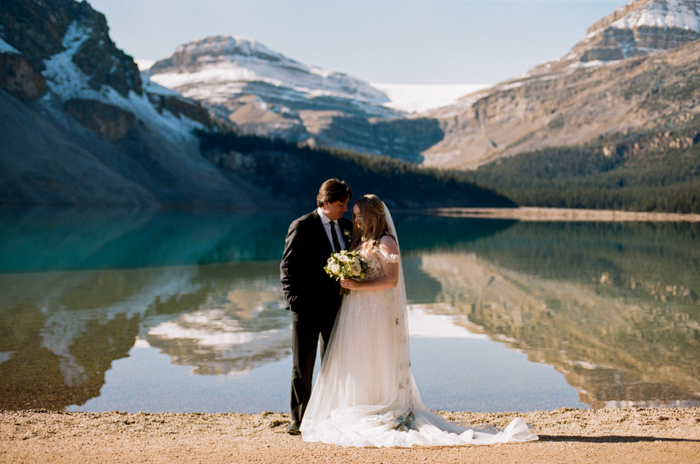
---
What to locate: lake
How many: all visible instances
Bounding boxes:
[0,207,698,413]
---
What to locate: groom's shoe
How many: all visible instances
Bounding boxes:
[287,420,301,435]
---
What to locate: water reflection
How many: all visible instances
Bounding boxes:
[0,207,296,272]
[0,207,698,412]
[419,221,700,409]
[0,261,289,409]
[144,263,288,375]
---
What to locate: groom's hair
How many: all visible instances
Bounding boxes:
[317,179,353,206]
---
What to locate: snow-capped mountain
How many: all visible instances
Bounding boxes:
[150,35,389,107]
[147,35,441,161]
[420,0,700,170]
[541,0,700,72]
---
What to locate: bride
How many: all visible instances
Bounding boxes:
[299,194,538,447]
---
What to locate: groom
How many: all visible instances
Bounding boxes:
[280,178,353,435]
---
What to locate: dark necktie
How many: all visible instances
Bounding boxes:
[330,221,342,251]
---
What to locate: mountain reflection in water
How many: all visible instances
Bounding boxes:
[0,207,698,411]
[422,221,700,409]
[144,264,288,376]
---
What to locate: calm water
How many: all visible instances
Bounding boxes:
[0,207,698,413]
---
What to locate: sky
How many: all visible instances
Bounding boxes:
[89,0,629,85]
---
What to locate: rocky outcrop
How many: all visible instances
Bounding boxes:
[0,0,141,96]
[64,99,137,141]
[70,25,141,98]
[147,93,213,130]
[1,0,215,140]
[0,53,46,99]
[597,128,700,159]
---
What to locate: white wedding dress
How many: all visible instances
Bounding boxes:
[300,205,538,447]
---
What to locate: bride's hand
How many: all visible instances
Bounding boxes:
[340,278,361,290]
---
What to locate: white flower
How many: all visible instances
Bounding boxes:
[338,255,349,263]
[350,262,362,275]
[330,264,340,273]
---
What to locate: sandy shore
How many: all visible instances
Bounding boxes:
[420,207,700,222]
[2,408,699,463]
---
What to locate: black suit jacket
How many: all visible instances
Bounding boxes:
[280,211,353,314]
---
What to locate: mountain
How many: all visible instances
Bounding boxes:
[0,0,267,208]
[0,1,507,209]
[148,36,443,162]
[542,0,700,70]
[148,35,390,114]
[421,0,700,170]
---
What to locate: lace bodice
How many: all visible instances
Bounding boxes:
[358,243,400,281]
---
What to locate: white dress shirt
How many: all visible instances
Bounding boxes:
[317,207,346,251]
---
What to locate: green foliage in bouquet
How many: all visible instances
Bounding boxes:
[324,250,368,295]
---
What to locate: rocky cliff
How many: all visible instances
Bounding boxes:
[421,0,700,169]
[1,0,141,97]
[148,36,442,162]
[0,0,266,208]
[545,0,700,69]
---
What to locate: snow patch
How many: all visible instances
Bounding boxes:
[176,35,285,63]
[42,21,94,101]
[133,338,151,348]
[0,37,20,55]
[0,351,14,365]
[41,21,207,147]
[148,320,255,346]
[612,0,700,31]
[372,83,491,113]
[41,313,89,386]
[135,58,155,71]
[309,66,335,78]
[573,361,601,370]
[500,81,524,90]
[407,305,487,339]
[141,73,185,97]
[62,21,92,56]
[570,60,608,68]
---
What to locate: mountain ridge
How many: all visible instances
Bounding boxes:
[150,35,390,105]
[0,0,504,209]
[420,0,700,170]
[147,35,442,163]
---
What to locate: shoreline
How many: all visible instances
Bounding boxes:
[2,408,699,463]
[417,206,700,222]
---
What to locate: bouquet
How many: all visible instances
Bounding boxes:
[324,250,367,295]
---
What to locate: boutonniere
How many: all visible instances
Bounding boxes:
[342,229,352,240]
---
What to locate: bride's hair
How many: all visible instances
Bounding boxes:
[352,194,395,249]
